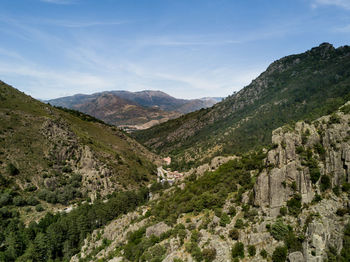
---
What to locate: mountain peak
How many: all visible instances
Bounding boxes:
[309,42,335,56]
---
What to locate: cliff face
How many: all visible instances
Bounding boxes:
[254,103,350,260]
[72,103,350,262]
[255,103,350,214]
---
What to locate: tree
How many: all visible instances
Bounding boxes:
[272,246,287,262]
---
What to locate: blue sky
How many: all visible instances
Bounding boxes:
[0,0,349,99]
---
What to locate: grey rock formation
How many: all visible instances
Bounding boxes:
[289,251,305,262]
[254,111,350,216]
[146,222,171,237]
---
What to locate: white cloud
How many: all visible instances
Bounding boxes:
[0,62,113,99]
[311,0,350,9]
[31,18,127,28]
[138,36,241,47]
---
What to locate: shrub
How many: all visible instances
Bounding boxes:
[310,167,321,184]
[27,196,39,206]
[296,146,304,154]
[314,143,326,159]
[7,163,19,175]
[185,242,203,262]
[248,245,256,257]
[228,206,236,217]
[279,207,287,216]
[312,194,322,204]
[234,219,244,229]
[35,204,44,212]
[336,208,349,216]
[0,192,12,206]
[341,104,350,114]
[0,174,9,187]
[220,213,231,227]
[272,246,287,262]
[229,228,239,240]
[271,220,289,241]
[202,248,216,262]
[13,196,26,206]
[287,194,302,215]
[231,242,244,258]
[339,223,350,260]
[191,230,201,243]
[329,114,341,124]
[290,181,297,191]
[320,175,331,192]
[284,232,302,252]
[260,249,268,258]
[343,183,350,193]
[333,186,340,196]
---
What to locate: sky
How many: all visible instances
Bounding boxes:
[0,0,350,100]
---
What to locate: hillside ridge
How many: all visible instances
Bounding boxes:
[134,43,350,170]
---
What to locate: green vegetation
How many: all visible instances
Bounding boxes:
[287,194,302,215]
[54,106,107,125]
[231,242,244,259]
[135,44,350,170]
[229,228,239,240]
[320,175,331,192]
[202,248,216,262]
[339,222,350,261]
[248,245,256,257]
[272,246,287,262]
[150,151,265,223]
[6,163,19,176]
[260,249,268,259]
[219,213,231,227]
[270,219,289,241]
[279,207,287,216]
[0,81,157,207]
[0,188,148,261]
[341,104,350,114]
[329,113,341,124]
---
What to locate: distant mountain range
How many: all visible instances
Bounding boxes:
[46,90,222,130]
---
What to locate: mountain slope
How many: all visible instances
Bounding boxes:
[0,80,160,216]
[71,92,181,127]
[47,90,221,116]
[134,43,350,170]
[72,102,350,262]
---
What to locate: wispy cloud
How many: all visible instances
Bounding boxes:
[334,24,350,32]
[40,0,76,5]
[139,36,241,47]
[46,20,127,28]
[311,0,350,9]
[0,61,113,99]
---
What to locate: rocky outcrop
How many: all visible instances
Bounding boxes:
[254,109,350,216]
[73,104,350,262]
[146,222,171,237]
[40,118,120,200]
[289,251,304,262]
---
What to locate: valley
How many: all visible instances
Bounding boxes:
[1,43,350,262]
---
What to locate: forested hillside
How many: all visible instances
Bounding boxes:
[70,102,350,262]
[0,81,160,260]
[135,43,350,170]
